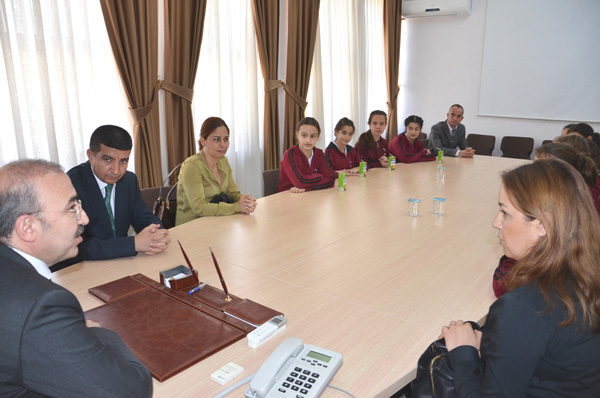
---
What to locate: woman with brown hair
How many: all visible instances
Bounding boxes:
[443,159,600,396]
[176,117,256,225]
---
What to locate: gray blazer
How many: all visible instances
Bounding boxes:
[429,120,469,157]
[0,243,152,397]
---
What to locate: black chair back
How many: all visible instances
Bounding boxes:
[467,134,496,156]
[500,136,534,159]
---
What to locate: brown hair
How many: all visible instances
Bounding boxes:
[502,159,600,332]
[296,117,321,135]
[198,117,230,150]
[357,110,387,149]
[535,142,598,187]
[555,134,600,172]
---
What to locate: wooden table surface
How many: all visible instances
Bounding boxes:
[54,155,528,398]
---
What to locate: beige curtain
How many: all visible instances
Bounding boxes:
[99,0,161,188]
[251,0,280,171]
[164,0,207,182]
[383,0,402,140]
[283,0,321,150]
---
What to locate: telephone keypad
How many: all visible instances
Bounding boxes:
[277,366,322,397]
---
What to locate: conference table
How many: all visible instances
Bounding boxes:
[54,155,528,398]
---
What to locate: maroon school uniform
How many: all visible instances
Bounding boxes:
[355,136,389,169]
[590,179,600,216]
[389,133,435,163]
[324,142,361,177]
[278,145,335,192]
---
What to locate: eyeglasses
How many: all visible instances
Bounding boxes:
[68,200,83,221]
[32,200,83,221]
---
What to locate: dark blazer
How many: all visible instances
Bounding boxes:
[0,243,152,397]
[429,120,469,157]
[52,161,161,270]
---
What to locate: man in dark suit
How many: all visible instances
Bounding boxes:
[429,104,475,158]
[0,159,152,397]
[52,125,170,271]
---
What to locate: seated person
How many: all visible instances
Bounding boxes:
[443,159,600,396]
[429,104,475,158]
[278,117,335,193]
[556,133,600,171]
[0,159,152,397]
[176,117,256,225]
[52,125,170,271]
[567,122,600,148]
[325,117,361,177]
[494,143,600,297]
[389,115,435,163]
[355,110,390,169]
[561,123,576,136]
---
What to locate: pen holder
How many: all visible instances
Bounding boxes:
[159,265,198,291]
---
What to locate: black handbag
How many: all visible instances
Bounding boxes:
[152,163,181,229]
[410,321,482,398]
[209,193,234,204]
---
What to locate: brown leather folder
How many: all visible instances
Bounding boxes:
[85,274,282,382]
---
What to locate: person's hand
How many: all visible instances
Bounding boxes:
[379,155,389,167]
[441,320,482,352]
[135,223,170,255]
[339,169,360,176]
[86,319,101,328]
[459,147,476,158]
[240,194,257,214]
[425,148,432,156]
[290,187,306,193]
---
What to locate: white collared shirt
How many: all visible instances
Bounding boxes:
[91,168,115,217]
[11,247,52,280]
[446,121,461,156]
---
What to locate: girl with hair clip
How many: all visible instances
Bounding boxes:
[355,110,390,169]
[278,117,335,193]
[176,117,256,225]
[324,117,361,177]
[389,115,435,163]
[443,159,600,396]
[494,143,600,297]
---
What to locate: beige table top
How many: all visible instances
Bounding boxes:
[54,155,529,398]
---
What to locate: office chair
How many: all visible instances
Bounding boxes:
[263,169,280,197]
[500,136,534,159]
[467,134,496,156]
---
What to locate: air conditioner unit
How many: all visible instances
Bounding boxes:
[402,0,472,18]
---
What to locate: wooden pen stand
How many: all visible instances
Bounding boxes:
[159,265,198,291]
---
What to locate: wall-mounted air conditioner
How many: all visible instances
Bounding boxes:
[402,0,472,18]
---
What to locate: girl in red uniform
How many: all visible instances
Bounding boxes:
[324,117,361,177]
[278,117,335,193]
[355,110,389,169]
[389,115,435,163]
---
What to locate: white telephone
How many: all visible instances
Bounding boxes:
[245,337,343,398]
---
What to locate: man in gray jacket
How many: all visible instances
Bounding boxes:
[430,104,475,157]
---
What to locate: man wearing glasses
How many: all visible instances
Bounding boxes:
[53,125,170,271]
[0,159,152,397]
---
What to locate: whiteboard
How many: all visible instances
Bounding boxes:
[478,0,600,122]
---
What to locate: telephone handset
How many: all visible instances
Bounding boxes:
[245,337,343,398]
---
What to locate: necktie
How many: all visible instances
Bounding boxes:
[451,129,456,136]
[104,184,116,237]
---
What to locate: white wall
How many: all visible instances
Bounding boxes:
[398,0,598,157]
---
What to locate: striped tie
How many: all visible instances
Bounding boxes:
[104,184,116,237]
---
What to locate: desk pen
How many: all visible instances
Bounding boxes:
[210,247,232,301]
[178,240,200,283]
[188,280,211,295]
